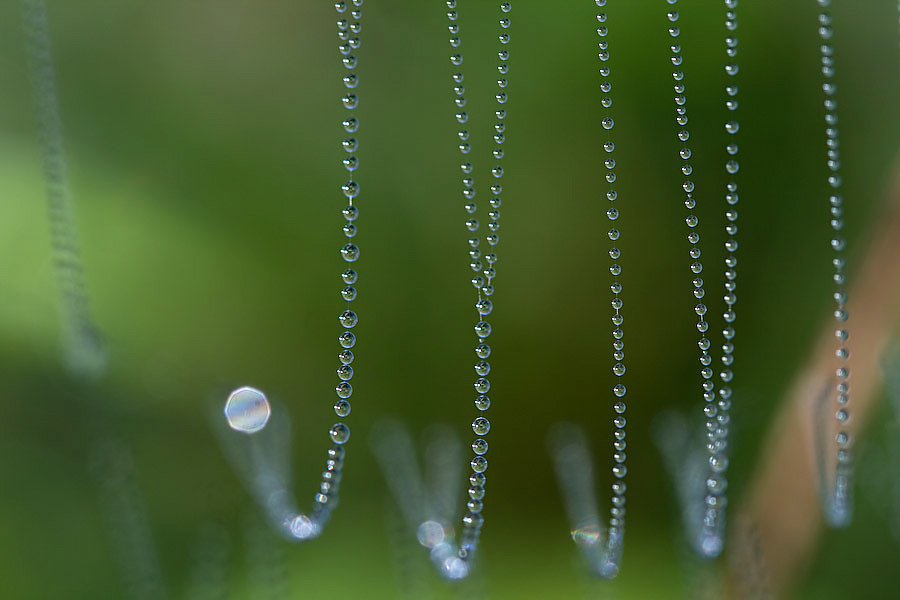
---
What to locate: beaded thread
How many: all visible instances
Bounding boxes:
[550,0,626,579]
[664,0,731,558]
[409,0,512,579]
[220,0,366,542]
[815,0,853,528]
[707,0,741,557]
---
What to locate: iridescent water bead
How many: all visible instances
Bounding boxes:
[224,386,271,433]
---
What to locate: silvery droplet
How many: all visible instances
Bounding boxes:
[329,423,351,444]
[472,416,491,435]
[334,399,351,417]
[224,387,271,433]
[475,321,492,338]
[341,243,360,262]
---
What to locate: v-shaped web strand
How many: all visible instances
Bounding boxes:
[216,0,367,542]
[367,0,512,580]
[651,0,741,560]
[548,0,628,579]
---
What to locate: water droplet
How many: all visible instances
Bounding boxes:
[224,387,271,433]
[710,454,728,472]
[476,299,493,315]
[290,515,320,539]
[417,520,445,548]
[472,438,488,455]
[339,310,358,328]
[329,423,351,444]
[706,475,727,494]
[340,243,360,262]
[334,399,351,417]
[468,455,488,474]
[471,416,493,438]
[475,321,492,338]
[337,365,353,381]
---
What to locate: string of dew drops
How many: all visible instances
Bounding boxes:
[595,0,629,577]
[665,0,731,558]
[405,0,512,579]
[816,0,854,528]
[222,0,366,541]
[549,0,627,580]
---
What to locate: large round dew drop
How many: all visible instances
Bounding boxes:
[224,386,271,434]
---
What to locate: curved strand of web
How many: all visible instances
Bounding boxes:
[216,0,367,542]
[655,0,738,558]
[653,413,712,557]
[370,420,467,579]
[214,395,345,541]
[547,0,628,579]
[392,0,511,580]
[549,424,624,579]
[812,379,852,528]
[20,0,107,379]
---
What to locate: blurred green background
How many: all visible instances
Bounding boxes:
[1,0,899,598]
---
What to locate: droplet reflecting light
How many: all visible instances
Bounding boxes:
[224,386,271,433]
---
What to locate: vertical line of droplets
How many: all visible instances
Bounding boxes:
[595,0,628,557]
[445,0,512,561]
[314,0,364,527]
[708,0,741,554]
[665,1,728,550]
[817,0,853,522]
